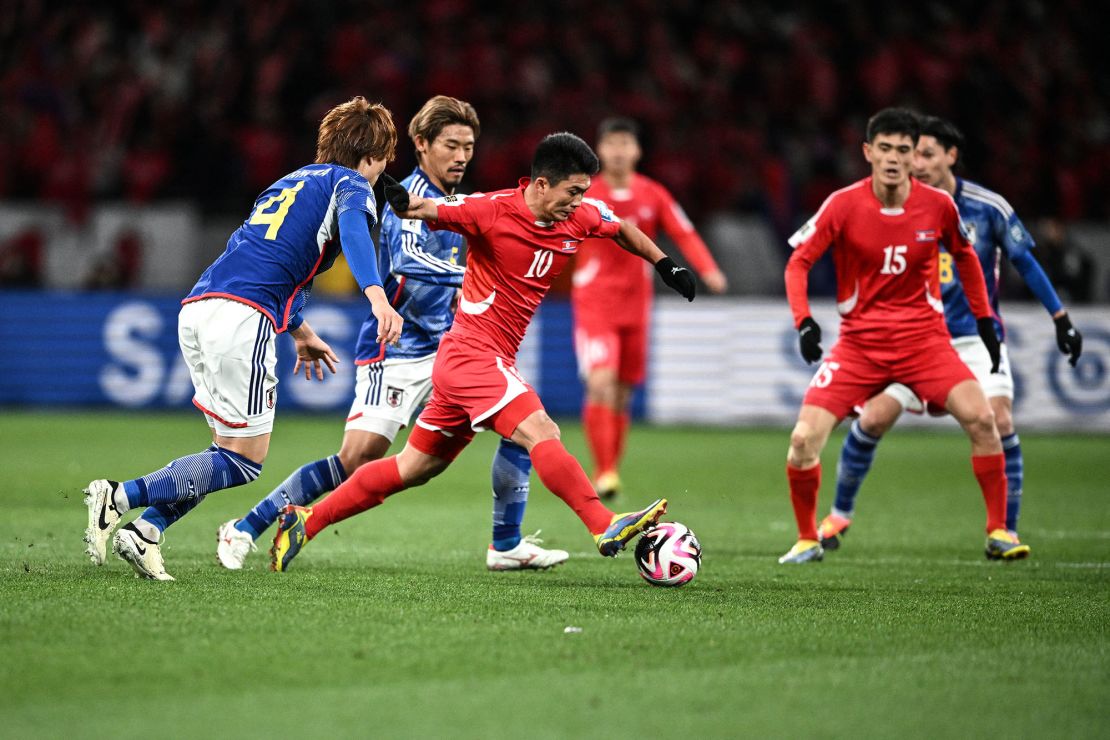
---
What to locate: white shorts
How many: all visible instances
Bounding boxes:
[344,354,436,441]
[884,336,1013,413]
[179,298,278,437]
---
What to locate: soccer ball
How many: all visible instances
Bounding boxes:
[634,522,701,587]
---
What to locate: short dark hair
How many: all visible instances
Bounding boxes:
[865,107,921,144]
[918,115,964,152]
[531,132,600,184]
[597,116,639,142]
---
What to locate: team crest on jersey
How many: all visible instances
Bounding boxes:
[915,230,937,242]
[266,388,276,410]
[561,239,580,252]
[963,222,978,245]
[386,386,404,408]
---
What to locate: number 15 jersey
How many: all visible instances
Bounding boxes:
[430,177,621,359]
[785,177,991,346]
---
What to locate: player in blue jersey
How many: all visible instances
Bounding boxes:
[216,96,568,572]
[83,97,405,580]
[818,115,1083,556]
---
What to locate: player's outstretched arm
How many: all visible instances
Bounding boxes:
[613,220,696,301]
[290,320,339,381]
[381,173,439,221]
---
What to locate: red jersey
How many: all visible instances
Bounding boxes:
[785,177,991,345]
[572,173,718,325]
[431,178,621,358]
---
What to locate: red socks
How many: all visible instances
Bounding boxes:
[305,457,406,539]
[583,402,621,477]
[972,453,1008,533]
[787,463,821,541]
[530,438,613,534]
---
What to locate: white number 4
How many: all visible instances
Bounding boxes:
[881,245,907,275]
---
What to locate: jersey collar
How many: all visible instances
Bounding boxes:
[411,167,447,199]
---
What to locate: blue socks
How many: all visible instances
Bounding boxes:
[491,439,532,551]
[128,444,262,535]
[235,455,347,540]
[834,419,881,516]
[1002,433,1023,532]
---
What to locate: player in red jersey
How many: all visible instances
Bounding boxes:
[270,132,697,571]
[572,118,728,499]
[778,107,1028,564]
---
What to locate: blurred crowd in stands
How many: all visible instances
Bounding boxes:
[1,0,1105,298]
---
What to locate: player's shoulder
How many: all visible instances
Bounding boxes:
[818,178,870,214]
[957,178,1015,219]
[579,196,620,225]
[913,179,961,212]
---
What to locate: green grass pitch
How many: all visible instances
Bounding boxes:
[2,410,1107,738]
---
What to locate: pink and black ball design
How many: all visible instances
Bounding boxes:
[634,522,701,587]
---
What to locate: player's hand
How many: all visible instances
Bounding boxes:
[1054,313,1082,367]
[703,269,728,294]
[655,257,696,301]
[976,317,1001,373]
[372,301,404,347]
[797,316,823,364]
[380,173,411,212]
[292,334,339,381]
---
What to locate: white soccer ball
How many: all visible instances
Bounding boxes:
[634,522,701,587]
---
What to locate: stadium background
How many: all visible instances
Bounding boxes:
[1,0,1107,428]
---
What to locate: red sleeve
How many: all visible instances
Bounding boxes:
[941,196,991,318]
[581,197,621,239]
[784,195,839,328]
[655,184,719,275]
[430,193,495,238]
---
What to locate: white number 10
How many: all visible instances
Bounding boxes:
[524,249,554,278]
[881,245,908,275]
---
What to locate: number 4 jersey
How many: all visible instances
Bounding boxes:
[185,164,378,332]
[430,177,621,359]
[785,177,991,346]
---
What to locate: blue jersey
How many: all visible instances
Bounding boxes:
[354,168,467,363]
[940,178,1061,340]
[185,164,378,332]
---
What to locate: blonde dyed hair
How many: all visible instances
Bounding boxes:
[407,95,481,145]
[315,97,397,169]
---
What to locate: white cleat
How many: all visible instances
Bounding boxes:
[113,524,174,581]
[84,479,123,565]
[216,519,257,570]
[486,531,569,571]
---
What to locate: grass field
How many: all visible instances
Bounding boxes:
[2,410,1107,738]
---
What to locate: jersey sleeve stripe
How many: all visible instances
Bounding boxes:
[961,182,1015,218]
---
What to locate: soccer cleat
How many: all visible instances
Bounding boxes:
[270,505,312,572]
[985,529,1031,561]
[778,539,824,564]
[487,530,569,571]
[594,471,622,501]
[113,524,174,581]
[84,479,123,566]
[594,498,667,557]
[216,519,257,570]
[817,513,852,551]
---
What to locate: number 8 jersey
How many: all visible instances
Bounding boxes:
[185,164,378,332]
[430,177,621,359]
[785,177,991,345]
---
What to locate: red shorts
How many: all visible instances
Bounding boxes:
[802,336,975,420]
[408,335,543,461]
[574,318,648,385]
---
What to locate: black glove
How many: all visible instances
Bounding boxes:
[1054,314,1082,367]
[380,173,411,212]
[977,317,1001,373]
[797,316,822,364]
[654,257,696,301]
